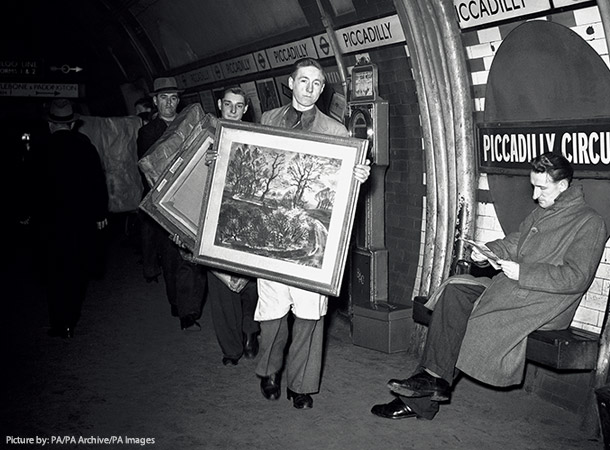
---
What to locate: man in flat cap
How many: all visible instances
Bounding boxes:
[137,77,207,331]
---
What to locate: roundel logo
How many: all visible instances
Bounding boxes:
[319,37,330,55]
[257,53,267,70]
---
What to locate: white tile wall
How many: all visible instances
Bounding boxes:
[413,5,610,333]
[460,4,610,333]
[574,6,601,25]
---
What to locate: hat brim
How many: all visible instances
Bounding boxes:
[46,112,80,123]
[149,88,184,96]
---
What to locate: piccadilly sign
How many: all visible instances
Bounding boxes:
[477,120,610,179]
[454,0,551,29]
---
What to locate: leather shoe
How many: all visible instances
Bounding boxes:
[371,398,419,419]
[243,332,259,359]
[222,356,239,366]
[260,373,281,400]
[387,371,451,402]
[180,317,201,331]
[47,327,73,339]
[287,388,313,409]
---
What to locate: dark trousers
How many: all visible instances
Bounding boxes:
[158,235,207,320]
[46,226,95,330]
[208,273,259,359]
[256,314,324,394]
[139,212,162,280]
[402,283,486,419]
[48,256,88,329]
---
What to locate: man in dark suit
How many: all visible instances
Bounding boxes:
[37,99,108,338]
[137,77,207,331]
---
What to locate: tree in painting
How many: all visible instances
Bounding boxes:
[214,141,343,268]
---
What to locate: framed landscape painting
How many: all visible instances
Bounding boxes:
[140,125,216,251]
[194,120,368,296]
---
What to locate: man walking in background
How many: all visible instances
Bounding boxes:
[36,99,108,338]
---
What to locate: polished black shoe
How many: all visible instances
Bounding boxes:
[243,332,259,359]
[371,398,419,419]
[286,388,313,409]
[388,372,451,402]
[222,356,239,366]
[260,373,281,400]
[47,327,74,339]
[180,317,201,331]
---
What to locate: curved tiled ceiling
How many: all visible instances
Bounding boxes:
[130,0,309,68]
[1,0,355,116]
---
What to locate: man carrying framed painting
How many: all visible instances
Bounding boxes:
[207,87,260,366]
[137,77,207,331]
[255,58,370,409]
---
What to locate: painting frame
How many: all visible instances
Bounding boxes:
[139,125,216,251]
[193,119,368,296]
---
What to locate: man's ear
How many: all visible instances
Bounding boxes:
[243,104,249,114]
[152,96,158,107]
[217,99,222,111]
[288,77,294,90]
[559,179,569,192]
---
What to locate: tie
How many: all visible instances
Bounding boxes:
[286,107,303,129]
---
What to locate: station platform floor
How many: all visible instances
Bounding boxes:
[2,223,604,450]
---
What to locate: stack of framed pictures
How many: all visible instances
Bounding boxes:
[139,118,217,252]
[140,119,368,297]
[138,105,211,188]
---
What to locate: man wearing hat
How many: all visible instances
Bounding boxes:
[137,77,207,331]
[35,99,108,338]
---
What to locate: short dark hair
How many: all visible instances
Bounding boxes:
[223,86,249,104]
[290,58,326,83]
[530,152,573,184]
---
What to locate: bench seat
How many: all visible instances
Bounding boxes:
[412,296,600,370]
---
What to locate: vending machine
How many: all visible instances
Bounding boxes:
[347,62,389,305]
[348,62,411,353]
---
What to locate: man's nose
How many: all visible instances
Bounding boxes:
[306,83,313,93]
[532,188,540,200]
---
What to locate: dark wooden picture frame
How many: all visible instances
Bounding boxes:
[193,120,368,296]
[139,125,216,251]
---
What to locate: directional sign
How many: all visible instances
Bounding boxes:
[50,65,84,74]
[0,59,40,77]
[0,82,79,98]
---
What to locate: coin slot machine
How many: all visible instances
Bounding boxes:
[347,62,390,308]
